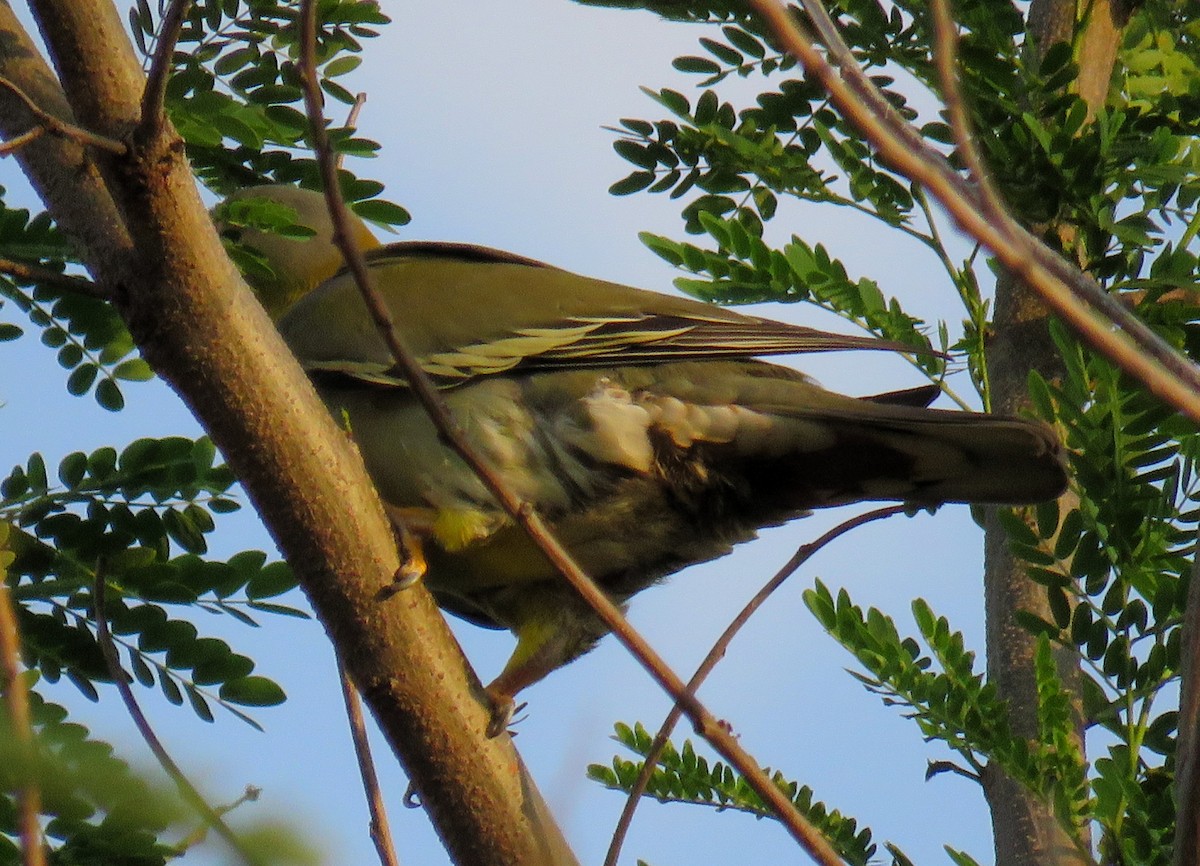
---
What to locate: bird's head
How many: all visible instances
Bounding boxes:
[215,185,381,319]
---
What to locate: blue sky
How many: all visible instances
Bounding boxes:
[3,2,1007,863]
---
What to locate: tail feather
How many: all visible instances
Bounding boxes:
[726,400,1069,512]
[633,366,1070,513]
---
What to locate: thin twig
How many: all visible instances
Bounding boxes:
[0,125,47,156]
[139,0,192,138]
[174,786,261,853]
[1172,528,1200,866]
[0,571,46,866]
[0,257,108,299]
[335,93,367,171]
[296,3,846,863]
[749,0,1200,425]
[92,564,260,866]
[337,659,401,866]
[604,505,906,866]
[926,760,983,784]
[0,74,126,155]
[928,0,1011,228]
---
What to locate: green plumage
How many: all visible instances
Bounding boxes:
[227,186,1069,731]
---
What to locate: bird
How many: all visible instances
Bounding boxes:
[220,184,1069,734]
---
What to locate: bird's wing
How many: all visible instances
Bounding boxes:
[278,243,931,387]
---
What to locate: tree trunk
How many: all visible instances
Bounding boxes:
[982,270,1086,866]
[981,1,1128,864]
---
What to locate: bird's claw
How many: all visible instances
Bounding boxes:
[484,690,528,738]
[376,506,430,600]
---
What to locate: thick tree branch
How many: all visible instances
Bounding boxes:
[3,5,576,866]
[27,0,144,139]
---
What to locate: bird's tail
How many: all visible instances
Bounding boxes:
[649,375,1070,513]
[735,390,1068,510]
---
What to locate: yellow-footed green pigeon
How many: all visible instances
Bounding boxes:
[221,185,1068,731]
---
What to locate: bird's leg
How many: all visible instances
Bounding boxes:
[379,505,436,597]
[482,616,581,738]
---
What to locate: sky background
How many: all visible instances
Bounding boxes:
[3,2,1012,863]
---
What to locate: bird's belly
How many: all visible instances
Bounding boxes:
[313,374,756,624]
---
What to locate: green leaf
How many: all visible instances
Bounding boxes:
[673,56,721,75]
[95,378,125,411]
[220,675,286,706]
[351,198,410,226]
[610,172,656,196]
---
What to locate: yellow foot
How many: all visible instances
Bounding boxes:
[376,505,432,599]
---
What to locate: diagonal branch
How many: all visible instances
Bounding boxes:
[296,3,848,864]
[928,0,1011,228]
[337,660,400,866]
[604,505,907,866]
[92,564,260,865]
[748,0,1200,425]
[0,73,126,155]
[139,0,191,138]
[0,257,108,299]
[0,125,48,156]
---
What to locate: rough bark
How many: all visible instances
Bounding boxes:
[1173,537,1200,866]
[982,272,1087,866]
[2,3,577,863]
[981,1,1128,864]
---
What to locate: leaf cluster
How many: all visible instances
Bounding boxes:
[0,684,185,866]
[588,722,882,866]
[3,438,297,724]
[0,192,150,410]
[129,0,409,227]
[0,436,301,857]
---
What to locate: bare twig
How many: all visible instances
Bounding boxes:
[0,566,46,866]
[926,760,983,784]
[175,786,262,853]
[928,0,1011,226]
[92,565,260,866]
[1172,529,1200,866]
[750,0,1200,425]
[345,92,367,129]
[0,257,107,299]
[0,74,126,155]
[337,660,401,866]
[335,93,367,172]
[0,125,47,155]
[297,4,846,864]
[139,0,191,138]
[604,505,906,866]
